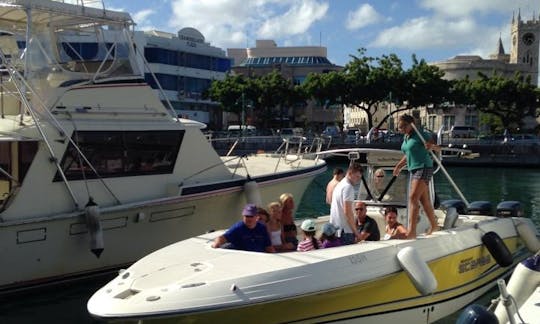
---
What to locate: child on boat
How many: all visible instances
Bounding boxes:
[320,223,341,248]
[297,219,321,251]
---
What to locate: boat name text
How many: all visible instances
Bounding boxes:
[348,254,368,265]
[458,255,491,273]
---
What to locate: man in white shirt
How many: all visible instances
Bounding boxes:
[330,162,364,244]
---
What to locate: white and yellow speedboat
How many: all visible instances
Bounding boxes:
[87,149,540,323]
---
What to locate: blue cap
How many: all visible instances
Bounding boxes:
[322,223,337,236]
[242,203,258,216]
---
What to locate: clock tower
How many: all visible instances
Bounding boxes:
[510,10,540,82]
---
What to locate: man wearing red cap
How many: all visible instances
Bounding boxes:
[212,203,275,253]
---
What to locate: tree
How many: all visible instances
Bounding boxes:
[341,49,406,130]
[301,70,346,107]
[207,74,249,119]
[468,72,538,130]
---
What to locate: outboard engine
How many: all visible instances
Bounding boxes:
[456,304,499,324]
[467,201,493,216]
[496,201,523,218]
[440,199,467,214]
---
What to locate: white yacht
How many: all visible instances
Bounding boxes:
[87,148,540,323]
[0,0,325,292]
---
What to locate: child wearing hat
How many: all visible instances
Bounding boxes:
[297,219,321,252]
[320,223,341,248]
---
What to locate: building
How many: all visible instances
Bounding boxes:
[427,11,540,132]
[133,28,231,129]
[228,40,342,131]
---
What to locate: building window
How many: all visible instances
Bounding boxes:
[465,114,478,127]
[443,115,455,130]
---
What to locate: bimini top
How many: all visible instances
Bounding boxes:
[0,0,133,27]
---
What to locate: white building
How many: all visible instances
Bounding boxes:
[132,28,231,128]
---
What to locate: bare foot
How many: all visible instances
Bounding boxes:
[406,231,416,239]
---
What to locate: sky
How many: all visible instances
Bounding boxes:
[98,0,540,68]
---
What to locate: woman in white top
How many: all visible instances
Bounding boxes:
[267,202,295,252]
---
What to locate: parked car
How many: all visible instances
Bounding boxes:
[509,133,540,144]
[449,126,476,138]
[344,128,360,144]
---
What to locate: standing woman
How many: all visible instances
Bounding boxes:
[393,114,439,239]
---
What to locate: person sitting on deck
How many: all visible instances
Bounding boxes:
[355,201,380,241]
[266,201,295,252]
[211,203,275,253]
[280,193,298,248]
[382,206,407,240]
[297,219,321,252]
[320,223,341,248]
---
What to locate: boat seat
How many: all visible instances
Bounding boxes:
[369,212,387,238]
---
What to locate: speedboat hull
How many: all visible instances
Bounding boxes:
[87,216,538,323]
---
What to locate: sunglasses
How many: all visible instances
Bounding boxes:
[376,175,384,178]
[355,208,365,211]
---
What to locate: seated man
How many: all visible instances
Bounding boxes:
[212,203,275,253]
[355,201,380,241]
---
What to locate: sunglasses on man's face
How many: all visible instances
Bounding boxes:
[355,208,364,211]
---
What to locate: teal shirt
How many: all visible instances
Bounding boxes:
[401,130,433,171]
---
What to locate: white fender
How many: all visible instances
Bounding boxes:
[243,180,262,206]
[516,221,540,253]
[397,246,438,295]
[85,202,104,258]
[494,253,540,324]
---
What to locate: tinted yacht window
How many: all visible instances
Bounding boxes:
[57,130,183,181]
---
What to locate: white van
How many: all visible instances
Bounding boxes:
[227,125,256,137]
[450,126,476,138]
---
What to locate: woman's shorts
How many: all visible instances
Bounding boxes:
[411,167,433,182]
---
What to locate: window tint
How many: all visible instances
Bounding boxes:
[56,130,183,181]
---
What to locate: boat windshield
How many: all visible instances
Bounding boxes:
[363,168,408,203]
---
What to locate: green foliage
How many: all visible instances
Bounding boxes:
[465,72,538,130]
[208,50,539,133]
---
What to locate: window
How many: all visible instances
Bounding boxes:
[443,115,455,131]
[57,131,183,181]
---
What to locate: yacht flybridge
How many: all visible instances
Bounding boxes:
[88,148,540,324]
[0,0,325,292]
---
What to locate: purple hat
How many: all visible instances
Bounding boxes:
[242,203,258,216]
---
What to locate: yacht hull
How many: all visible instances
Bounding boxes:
[0,164,324,293]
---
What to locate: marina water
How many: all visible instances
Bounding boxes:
[1,164,539,324]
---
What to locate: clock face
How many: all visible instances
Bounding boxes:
[523,32,535,46]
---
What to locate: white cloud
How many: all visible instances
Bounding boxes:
[133,9,155,24]
[257,1,329,38]
[419,0,540,17]
[345,4,385,30]
[168,0,328,49]
[371,15,510,62]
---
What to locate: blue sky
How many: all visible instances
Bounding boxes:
[100,0,540,67]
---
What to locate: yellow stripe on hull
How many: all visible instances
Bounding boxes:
[132,238,524,324]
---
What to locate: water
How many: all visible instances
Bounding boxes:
[1,164,539,323]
